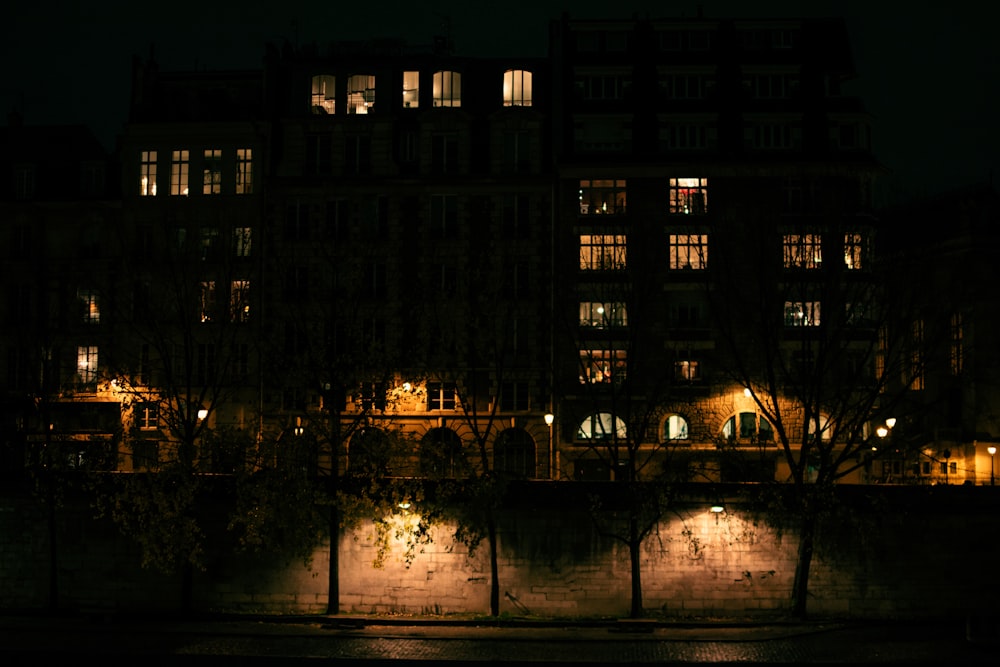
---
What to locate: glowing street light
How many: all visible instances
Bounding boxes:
[544,413,555,479]
[988,445,996,486]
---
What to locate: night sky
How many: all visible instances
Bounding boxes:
[4,0,998,202]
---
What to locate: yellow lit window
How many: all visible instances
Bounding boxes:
[140,150,157,196]
[403,71,419,108]
[311,74,336,114]
[503,69,532,106]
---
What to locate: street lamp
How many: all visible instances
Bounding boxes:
[988,445,996,486]
[544,413,555,479]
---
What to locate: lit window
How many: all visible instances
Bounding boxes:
[784,301,821,327]
[346,74,375,114]
[233,227,252,257]
[844,232,867,270]
[140,150,157,196]
[427,382,457,410]
[137,402,159,430]
[200,281,216,322]
[579,179,626,214]
[783,234,822,269]
[674,360,700,381]
[171,150,189,196]
[579,234,627,270]
[203,149,222,194]
[77,345,98,386]
[663,414,689,441]
[579,348,627,385]
[230,280,250,322]
[235,149,253,194]
[723,412,774,442]
[668,177,708,214]
[669,234,708,269]
[311,74,336,114]
[503,69,532,106]
[577,412,627,440]
[78,289,100,324]
[402,70,420,108]
[433,71,462,107]
[579,302,628,328]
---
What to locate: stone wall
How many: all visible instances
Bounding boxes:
[2,485,998,619]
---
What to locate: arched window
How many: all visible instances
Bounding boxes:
[420,427,466,477]
[311,74,336,114]
[349,426,391,475]
[577,412,627,441]
[663,414,689,441]
[433,71,462,107]
[722,412,774,443]
[494,428,536,478]
[503,69,532,107]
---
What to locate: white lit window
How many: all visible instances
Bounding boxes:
[784,301,821,327]
[579,348,627,385]
[503,69,532,106]
[577,412,627,440]
[140,150,157,196]
[171,150,189,196]
[77,346,98,386]
[78,289,100,324]
[402,70,420,108]
[203,149,222,195]
[783,234,822,269]
[579,179,626,215]
[311,74,336,114]
[433,71,462,107]
[346,74,375,114]
[235,148,253,194]
[579,234,627,270]
[668,177,708,214]
[579,302,628,328]
[663,414,689,441]
[669,234,708,269]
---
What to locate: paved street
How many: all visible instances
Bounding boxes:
[0,614,995,665]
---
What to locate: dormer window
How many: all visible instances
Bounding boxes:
[433,71,461,107]
[503,69,532,107]
[346,74,375,114]
[311,74,336,114]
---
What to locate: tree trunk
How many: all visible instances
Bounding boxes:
[791,511,816,619]
[629,513,643,618]
[487,515,500,616]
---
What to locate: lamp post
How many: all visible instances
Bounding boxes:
[988,445,996,486]
[544,413,555,479]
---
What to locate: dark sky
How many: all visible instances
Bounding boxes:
[5,0,998,201]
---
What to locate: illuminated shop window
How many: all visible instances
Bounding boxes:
[577,412,627,440]
[311,74,336,114]
[78,289,100,324]
[203,149,222,195]
[503,69,532,106]
[77,345,98,386]
[784,301,821,327]
[663,414,689,441]
[668,177,707,214]
[579,302,628,328]
[235,149,253,194]
[579,348,627,385]
[433,71,462,107]
[140,150,157,196]
[669,234,708,269]
[579,179,626,214]
[579,234,627,270]
[402,70,420,108]
[170,150,189,196]
[783,234,822,269]
[346,74,375,114]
